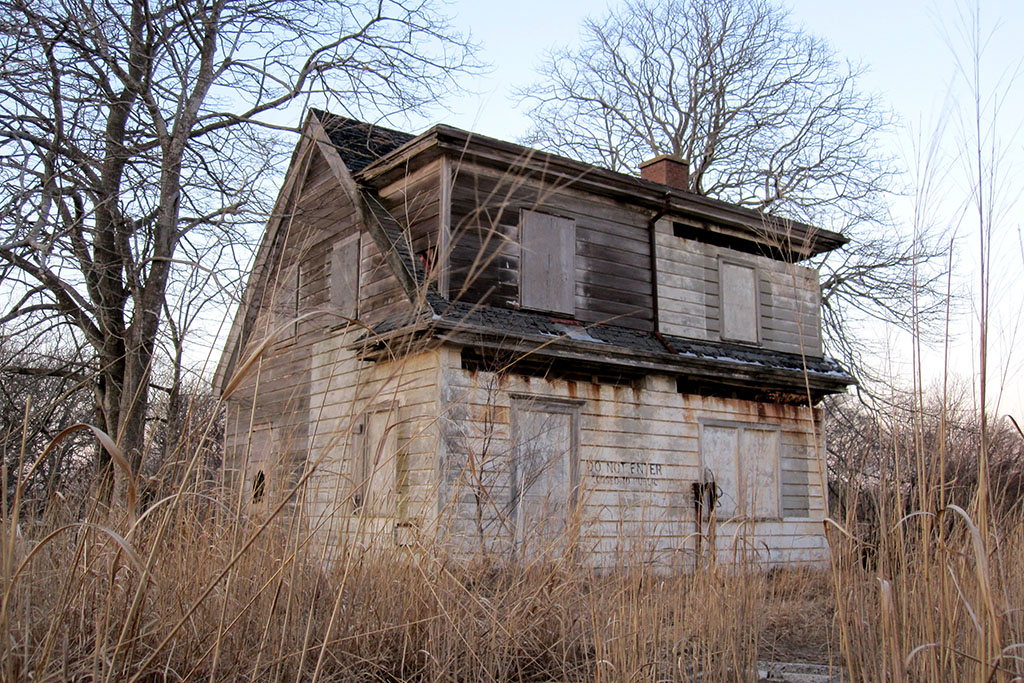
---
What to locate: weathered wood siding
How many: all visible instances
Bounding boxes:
[224,143,414,530]
[303,340,441,551]
[655,219,823,356]
[374,159,444,305]
[437,347,828,568]
[447,164,654,330]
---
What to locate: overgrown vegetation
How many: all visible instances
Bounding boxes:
[0,374,1021,680]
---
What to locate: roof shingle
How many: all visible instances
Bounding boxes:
[311,109,414,173]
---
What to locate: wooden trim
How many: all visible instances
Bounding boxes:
[438,155,452,298]
[508,392,586,406]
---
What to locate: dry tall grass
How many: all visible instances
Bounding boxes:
[0,462,817,681]
[2,389,1021,682]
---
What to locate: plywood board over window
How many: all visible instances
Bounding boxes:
[510,396,581,555]
[353,404,399,517]
[331,232,361,320]
[700,421,781,519]
[519,210,576,316]
[719,259,760,344]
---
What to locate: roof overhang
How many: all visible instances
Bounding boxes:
[357,306,854,402]
[355,125,848,261]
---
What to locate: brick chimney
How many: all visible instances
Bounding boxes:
[639,154,689,190]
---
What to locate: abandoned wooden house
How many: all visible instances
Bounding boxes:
[214,109,855,567]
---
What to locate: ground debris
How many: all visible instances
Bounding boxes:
[757,660,845,682]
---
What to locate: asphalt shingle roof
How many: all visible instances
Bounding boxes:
[311,109,415,173]
[365,297,852,386]
[664,335,848,376]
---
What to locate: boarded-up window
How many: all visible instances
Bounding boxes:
[331,233,360,320]
[700,423,780,519]
[354,405,398,516]
[781,447,811,518]
[510,398,580,554]
[719,259,759,343]
[520,210,575,315]
[271,265,299,338]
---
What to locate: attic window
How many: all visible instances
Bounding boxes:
[520,210,575,316]
[331,233,360,320]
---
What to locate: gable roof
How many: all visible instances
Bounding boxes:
[214,111,420,393]
[310,109,415,173]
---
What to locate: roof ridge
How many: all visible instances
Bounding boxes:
[309,109,416,173]
[308,108,413,139]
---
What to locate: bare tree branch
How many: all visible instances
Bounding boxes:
[0,0,479,478]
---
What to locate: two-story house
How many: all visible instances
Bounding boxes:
[214,109,854,566]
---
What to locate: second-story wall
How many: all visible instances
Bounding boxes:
[447,162,654,331]
[655,219,823,357]
[364,148,825,357]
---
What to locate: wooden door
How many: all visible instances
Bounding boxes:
[510,398,580,556]
[351,405,399,543]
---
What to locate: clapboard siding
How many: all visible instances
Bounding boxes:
[448,163,654,330]
[302,338,442,551]
[437,350,828,568]
[379,160,443,257]
[224,143,371,523]
[655,220,823,356]
[358,234,409,326]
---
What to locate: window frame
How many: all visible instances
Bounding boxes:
[717,256,762,345]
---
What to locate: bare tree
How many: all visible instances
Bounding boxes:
[0,336,95,508]
[0,0,477,479]
[516,0,947,377]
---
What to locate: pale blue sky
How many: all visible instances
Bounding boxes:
[429,0,1023,140]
